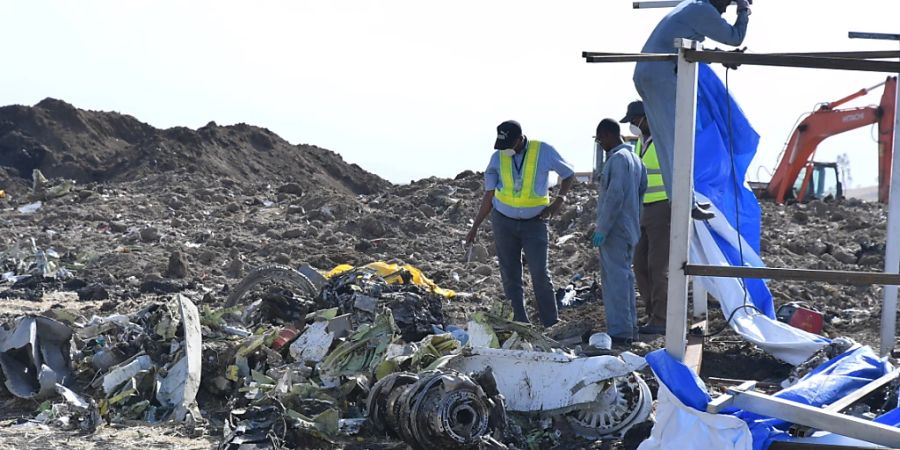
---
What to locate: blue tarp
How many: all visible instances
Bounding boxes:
[694,64,774,319]
[741,345,892,450]
[647,347,893,450]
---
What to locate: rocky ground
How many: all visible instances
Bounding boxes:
[0,99,893,449]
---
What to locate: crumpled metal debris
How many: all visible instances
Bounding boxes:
[155,294,203,421]
[225,263,447,343]
[289,320,334,365]
[784,336,857,387]
[316,264,445,340]
[0,315,73,399]
[0,238,72,284]
[446,347,652,439]
[320,311,397,386]
[367,369,508,450]
[375,332,460,379]
[30,169,75,201]
[467,310,560,352]
[554,275,598,309]
[219,404,341,450]
[34,384,101,433]
[16,201,42,214]
[68,294,203,425]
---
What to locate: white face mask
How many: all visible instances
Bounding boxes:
[500,148,517,157]
[629,124,642,138]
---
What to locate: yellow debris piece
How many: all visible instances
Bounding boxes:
[326,262,455,298]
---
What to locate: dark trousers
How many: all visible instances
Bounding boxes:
[633,200,671,326]
[491,210,558,327]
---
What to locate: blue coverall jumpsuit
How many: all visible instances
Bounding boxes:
[633,0,749,199]
[596,144,647,340]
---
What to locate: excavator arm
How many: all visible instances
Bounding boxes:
[767,76,896,203]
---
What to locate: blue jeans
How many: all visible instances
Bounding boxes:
[491,210,558,327]
[600,232,638,340]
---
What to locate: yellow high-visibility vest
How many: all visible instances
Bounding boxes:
[495,140,551,209]
[637,137,668,204]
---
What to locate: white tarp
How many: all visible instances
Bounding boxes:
[692,196,829,365]
[638,380,752,450]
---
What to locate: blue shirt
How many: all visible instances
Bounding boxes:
[596,143,647,244]
[634,0,749,82]
[484,138,575,219]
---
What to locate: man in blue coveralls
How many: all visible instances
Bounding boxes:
[634,0,751,220]
[465,120,575,327]
[592,119,647,344]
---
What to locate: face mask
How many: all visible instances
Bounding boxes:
[629,124,642,137]
[501,148,516,157]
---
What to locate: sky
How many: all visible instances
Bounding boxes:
[2,1,899,188]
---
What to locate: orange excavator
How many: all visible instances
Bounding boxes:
[764,76,896,203]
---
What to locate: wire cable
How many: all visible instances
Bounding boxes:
[724,67,750,305]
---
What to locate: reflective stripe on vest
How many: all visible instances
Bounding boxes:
[637,137,668,203]
[495,140,551,209]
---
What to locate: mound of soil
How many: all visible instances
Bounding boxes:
[0,98,389,196]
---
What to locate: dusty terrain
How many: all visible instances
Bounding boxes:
[0,99,891,449]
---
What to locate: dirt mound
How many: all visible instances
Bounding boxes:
[0,98,389,195]
[760,197,888,341]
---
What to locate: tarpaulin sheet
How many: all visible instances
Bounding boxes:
[694,63,772,319]
[638,349,752,450]
[641,349,894,450]
[735,345,892,450]
[689,65,828,364]
[326,262,455,298]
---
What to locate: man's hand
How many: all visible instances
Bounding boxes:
[540,197,565,220]
[465,227,478,246]
[591,231,606,248]
[735,0,751,13]
[723,46,747,70]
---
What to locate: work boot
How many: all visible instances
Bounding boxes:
[691,206,715,221]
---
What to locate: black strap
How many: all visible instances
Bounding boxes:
[513,146,527,175]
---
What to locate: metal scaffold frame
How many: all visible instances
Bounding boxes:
[583,34,900,446]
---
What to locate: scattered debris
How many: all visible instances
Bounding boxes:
[155,294,202,421]
[367,370,508,450]
[30,169,75,201]
[0,315,73,399]
[17,201,42,214]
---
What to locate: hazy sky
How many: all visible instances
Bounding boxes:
[2,1,899,187]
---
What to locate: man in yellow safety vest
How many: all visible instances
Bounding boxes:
[622,101,669,335]
[465,120,575,327]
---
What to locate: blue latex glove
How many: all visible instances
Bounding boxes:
[592,231,606,247]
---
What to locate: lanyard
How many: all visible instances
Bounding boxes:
[639,137,653,159]
[513,147,527,175]
[512,147,528,192]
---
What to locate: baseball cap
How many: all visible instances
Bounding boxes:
[620,101,645,123]
[494,120,522,150]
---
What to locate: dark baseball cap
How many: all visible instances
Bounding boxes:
[620,101,645,123]
[494,120,522,149]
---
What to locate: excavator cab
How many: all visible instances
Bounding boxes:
[765,76,895,204]
[792,161,843,202]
